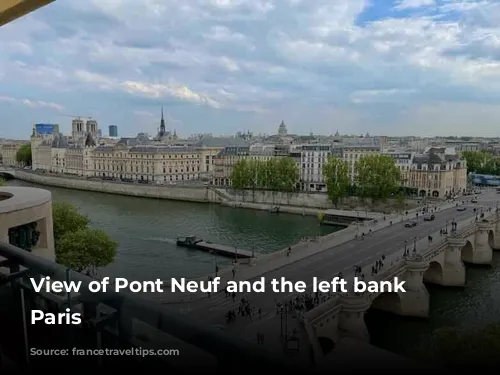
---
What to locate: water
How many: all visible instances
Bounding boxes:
[6,179,339,281]
[365,256,500,363]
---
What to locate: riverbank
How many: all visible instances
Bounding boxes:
[12,171,401,218]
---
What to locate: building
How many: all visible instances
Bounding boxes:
[384,147,467,198]
[0,140,30,167]
[213,145,251,186]
[299,144,331,192]
[109,125,118,138]
[341,145,381,183]
[30,111,244,183]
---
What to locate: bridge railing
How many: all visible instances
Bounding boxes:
[0,241,291,370]
[303,212,498,316]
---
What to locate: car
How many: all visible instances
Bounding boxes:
[423,214,436,221]
[405,221,417,227]
[471,199,478,203]
[457,207,467,211]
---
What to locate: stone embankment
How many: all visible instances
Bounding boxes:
[13,171,406,217]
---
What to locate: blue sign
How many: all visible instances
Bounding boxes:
[35,124,56,135]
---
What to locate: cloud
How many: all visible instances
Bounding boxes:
[0,95,63,111]
[1,0,500,138]
[394,0,435,11]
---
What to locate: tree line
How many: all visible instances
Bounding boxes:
[461,150,500,175]
[231,157,299,192]
[229,153,403,205]
[322,154,402,206]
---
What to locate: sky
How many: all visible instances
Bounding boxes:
[1,0,500,139]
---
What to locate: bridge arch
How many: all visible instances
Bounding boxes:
[423,261,444,285]
[0,171,15,179]
[369,292,402,315]
[461,240,474,263]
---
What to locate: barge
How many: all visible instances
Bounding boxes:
[176,236,253,259]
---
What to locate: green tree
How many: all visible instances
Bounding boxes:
[52,201,117,275]
[274,157,299,193]
[15,143,32,166]
[322,157,349,207]
[57,229,118,275]
[231,159,252,189]
[355,155,400,202]
[0,178,5,186]
[52,202,90,242]
[462,150,499,175]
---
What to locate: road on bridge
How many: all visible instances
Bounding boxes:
[178,191,498,322]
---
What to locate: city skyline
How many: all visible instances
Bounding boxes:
[1,0,500,139]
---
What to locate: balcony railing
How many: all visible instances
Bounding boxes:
[0,241,291,370]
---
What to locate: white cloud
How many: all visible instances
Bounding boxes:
[2,0,500,136]
[0,96,63,111]
[394,0,435,11]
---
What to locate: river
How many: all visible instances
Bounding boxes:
[366,256,500,361]
[6,179,339,281]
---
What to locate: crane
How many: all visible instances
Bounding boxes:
[59,115,93,120]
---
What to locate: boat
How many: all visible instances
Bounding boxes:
[176,235,203,248]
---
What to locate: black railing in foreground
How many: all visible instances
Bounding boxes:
[0,241,293,370]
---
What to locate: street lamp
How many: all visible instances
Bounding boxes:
[445,220,448,234]
[413,237,417,253]
[404,240,408,257]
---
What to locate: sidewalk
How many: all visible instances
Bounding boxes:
[157,200,458,304]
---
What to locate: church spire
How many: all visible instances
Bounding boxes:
[160,106,166,135]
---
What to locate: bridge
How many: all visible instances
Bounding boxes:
[0,168,16,179]
[302,209,499,361]
[171,189,500,363]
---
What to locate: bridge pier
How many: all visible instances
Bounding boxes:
[337,293,370,343]
[441,237,466,287]
[465,221,493,265]
[398,258,429,317]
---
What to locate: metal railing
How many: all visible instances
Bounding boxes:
[0,241,292,370]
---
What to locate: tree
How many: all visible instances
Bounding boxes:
[322,157,350,207]
[52,202,90,242]
[430,323,500,368]
[56,228,118,275]
[52,201,117,276]
[0,178,5,186]
[230,157,299,193]
[462,150,500,175]
[15,143,32,166]
[231,159,252,190]
[275,157,299,193]
[355,155,400,202]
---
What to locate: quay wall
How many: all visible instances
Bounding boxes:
[216,188,416,213]
[11,171,416,215]
[14,171,209,203]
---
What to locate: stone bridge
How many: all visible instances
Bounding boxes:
[304,211,500,361]
[0,168,16,179]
